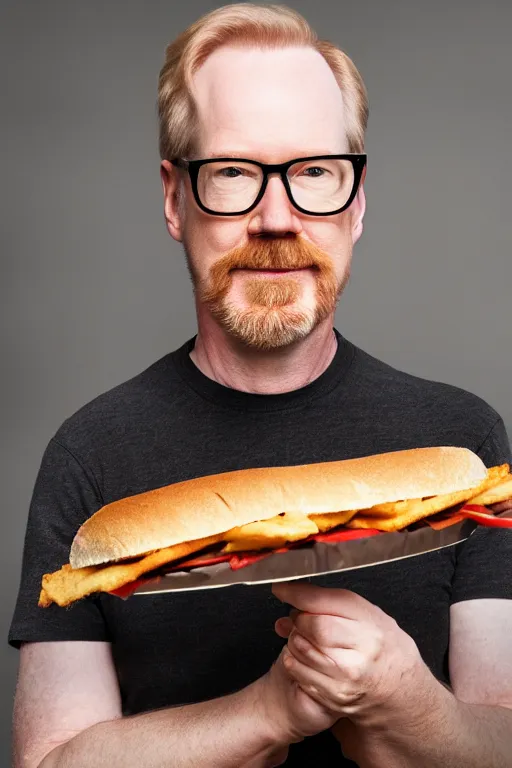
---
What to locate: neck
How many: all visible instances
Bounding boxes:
[189,309,338,394]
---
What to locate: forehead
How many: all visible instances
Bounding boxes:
[191,46,347,160]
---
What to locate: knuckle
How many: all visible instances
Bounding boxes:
[345,657,366,684]
[369,628,384,660]
[369,643,381,663]
[311,615,334,647]
[332,685,350,706]
[294,612,309,634]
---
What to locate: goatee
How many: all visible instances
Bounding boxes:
[192,237,346,350]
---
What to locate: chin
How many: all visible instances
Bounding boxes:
[215,304,318,351]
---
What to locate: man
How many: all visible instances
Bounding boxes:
[9,4,512,767]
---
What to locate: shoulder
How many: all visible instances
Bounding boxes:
[349,344,510,463]
[353,345,499,416]
[52,351,179,462]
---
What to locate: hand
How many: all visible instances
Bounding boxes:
[240,741,291,768]
[254,645,339,746]
[272,581,430,729]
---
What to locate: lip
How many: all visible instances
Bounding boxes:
[253,269,298,274]
[235,267,312,274]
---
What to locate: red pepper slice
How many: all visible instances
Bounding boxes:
[459,504,512,528]
[109,576,161,599]
[229,552,274,570]
[311,528,382,543]
[167,553,233,570]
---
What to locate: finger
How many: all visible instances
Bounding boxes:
[286,630,365,682]
[281,647,346,712]
[287,629,338,673]
[275,617,293,638]
[272,581,372,619]
[274,608,301,638]
[294,612,362,650]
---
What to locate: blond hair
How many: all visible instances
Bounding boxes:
[158,3,368,160]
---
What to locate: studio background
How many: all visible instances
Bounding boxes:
[2,0,511,764]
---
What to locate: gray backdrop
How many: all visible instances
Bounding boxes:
[2,0,511,763]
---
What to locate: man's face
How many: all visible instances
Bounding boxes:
[162,45,366,350]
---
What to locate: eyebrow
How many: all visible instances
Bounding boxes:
[200,150,342,160]
[205,152,248,159]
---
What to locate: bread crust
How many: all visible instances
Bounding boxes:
[70,446,488,568]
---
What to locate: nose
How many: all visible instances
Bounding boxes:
[247,175,303,237]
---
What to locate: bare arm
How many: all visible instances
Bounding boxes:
[14,641,288,768]
[334,598,512,767]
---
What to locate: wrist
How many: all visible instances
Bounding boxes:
[361,660,452,737]
[239,678,291,753]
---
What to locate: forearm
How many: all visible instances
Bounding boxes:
[39,681,287,768]
[337,676,512,768]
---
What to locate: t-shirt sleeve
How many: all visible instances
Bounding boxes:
[8,437,109,648]
[451,417,512,605]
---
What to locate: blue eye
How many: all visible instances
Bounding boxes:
[219,167,243,177]
[303,167,325,177]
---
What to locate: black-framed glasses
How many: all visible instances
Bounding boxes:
[171,154,366,216]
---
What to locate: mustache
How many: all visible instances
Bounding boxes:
[210,237,332,278]
[200,236,337,307]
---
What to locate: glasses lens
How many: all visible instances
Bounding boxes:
[288,159,355,213]
[197,161,263,213]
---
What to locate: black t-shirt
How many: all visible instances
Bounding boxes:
[9,330,512,766]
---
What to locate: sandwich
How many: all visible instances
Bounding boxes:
[39,446,512,608]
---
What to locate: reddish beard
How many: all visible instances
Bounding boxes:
[197,237,344,350]
[243,278,301,308]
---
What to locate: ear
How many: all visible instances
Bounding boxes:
[160,160,185,242]
[351,166,367,244]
